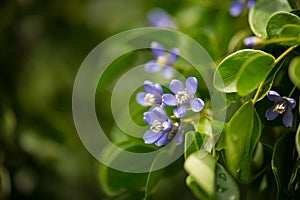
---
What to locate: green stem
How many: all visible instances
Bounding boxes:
[252,45,299,104]
[288,85,297,97]
[264,37,299,45]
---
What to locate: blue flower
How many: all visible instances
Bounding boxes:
[265,90,296,127]
[243,36,264,47]
[145,41,179,79]
[136,80,163,106]
[162,77,205,118]
[148,8,177,29]
[143,107,183,146]
[229,0,256,17]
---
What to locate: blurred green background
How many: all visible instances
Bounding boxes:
[0,0,251,199]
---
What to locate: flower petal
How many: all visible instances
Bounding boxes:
[190,98,204,112]
[170,79,184,93]
[173,105,187,118]
[144,80,157,93]
[176,133,183,145]
[154,83,163,95]
[145,60,162,73]
[151,41,166,57]
[267,90,283,101]
[287,97,296,109]
[168,48,179,64]
[163,121,172,132]
[247,0,256,8]
[152,106,168,121]
[155,133,170,146]
[162,67,174,79]
[136,92,147,106]
[143,130,163,144]
[282,108,293,127]
[148,8,177,29]
[143,112,151,124]
[229,0,245,17]
[265,105,279,120]
[186,77,198,96]
[162,94,178,106]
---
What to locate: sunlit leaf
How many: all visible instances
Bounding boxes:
[279,24,300,46]
[289,56,300,89]
[249,0,291,38]
[184,131,204,159]
[223,101,262,183]
[296,124,300,157]
[214,49,274,94]
[236,53,275,96]
[266,11,300,39]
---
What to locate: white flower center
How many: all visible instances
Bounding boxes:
[144,93,156,106]
[150,120,163,133]
[175,91,189,104]
[156,55,169,66]
[273,102,287,114]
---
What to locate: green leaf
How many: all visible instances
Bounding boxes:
[296,123,300,158]
[184,131,204,159]
[289,56,300,89]
[223,101,262,183]
[249,0,291,38]
[272,132,296,199]
[184,151,216,199]
[266,11,300,39]
[144,151,167,198]
[185,152,240,200]
[99,141,156,196]
[279,24,300,46]
[236,53,275,96]
[214,49,274,93]
[215,163,240,200]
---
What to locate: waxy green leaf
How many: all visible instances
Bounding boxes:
[289,56,300,89]
[214,49,275,95]
[185,151,239,200]
[266,11,300,39]
[223,101,262,183]
[249,0,291,38]
[236,53,275,96]
[279,24,300,46]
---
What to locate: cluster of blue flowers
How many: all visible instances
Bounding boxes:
[136,42,205,146]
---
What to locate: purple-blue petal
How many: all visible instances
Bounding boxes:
[136,92,147,106]
[173,105,187,118]
[267,90,283,101]
[152,106,168,121]
[149,109,161,123]
[162,67,174,79]
[287,97,296,109]
[176,133,183,145]
[163,121,172,132]
[247,0,256,8]
[282,108,293,127]
[144,80,157,94]
[154,83,163,95]
[148,8,177,29]
[145,60,162,73]
[186,77,198,96]
[243,36,256,47]
[143,112,151,124]
[170,79,184,93]
[168,48,179,64]
[229,0,245,17]
[151,41,166,57]
[190,98,204,112]
[155,133,170,146]
[162,94,178,106]
[143,130,163,144]
[265,105,279,120]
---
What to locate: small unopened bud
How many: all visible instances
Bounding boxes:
[243,36,264,47]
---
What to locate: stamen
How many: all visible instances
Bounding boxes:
[156,55,169,65]
[273,102,287,114]
[175,91,189,104]
[150,120,163,133]
[144,93,156,106]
